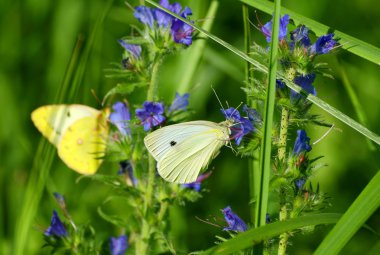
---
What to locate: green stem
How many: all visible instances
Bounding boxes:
[278,199,288,255]
[277,108,290,255]
[278,107,289,161]
[137,57,162,255]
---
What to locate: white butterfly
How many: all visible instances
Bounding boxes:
[144,120,233,184]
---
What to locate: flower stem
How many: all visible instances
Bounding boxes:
[138,56,162,255]
[278,107,289,161]
[278,106,290,255]
[278,203,289,255]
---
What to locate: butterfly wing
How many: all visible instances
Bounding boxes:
[31,104,108,174]
[144,121,229,183]
[31,105,100,145]
[58,112,109,174]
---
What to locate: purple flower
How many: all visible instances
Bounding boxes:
[242,105,261,123]
[295,178,306,191]
[291,73,317,100]
[290,25,311,48]
[276,79,286,89]
[293,130,312,155]
[118,40,141,59]
[155,0,181,27]
[109,102,131,136]
[181,172,211,192]
[44,210,67,237]
[221,206,247,232]
[171,6,194,45]
[222,107,254,145]
[109,235,128,255]
[261,14,290,43]
[168,92,189,113]
[118,160,137,186]
[266,213,271,224]
[310,33,337,55]
[134,6,155,28]
[136,101,166,131]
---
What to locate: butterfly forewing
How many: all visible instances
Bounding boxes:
[31,105,100,145]
[144,121,230,183]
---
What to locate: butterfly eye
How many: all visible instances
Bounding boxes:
[170,141,177,146]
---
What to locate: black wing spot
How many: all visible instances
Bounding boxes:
[170,141,177,146]
[66,110,71,117]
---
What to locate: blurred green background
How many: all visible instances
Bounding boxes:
[1,0,380,254]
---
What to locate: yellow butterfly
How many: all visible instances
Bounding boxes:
[144,120,232,184]
[31,104,109,174]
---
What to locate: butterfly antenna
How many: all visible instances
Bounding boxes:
[313,124,335,145]
[91,89,103,107]
[212,86,225,112]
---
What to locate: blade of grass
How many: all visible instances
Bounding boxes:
[240,0,380,66]
[177,0,219,93]
[13,1,113,253]
[145,0,380,146]
[336,58,380,165]
[12,37,84,255]
[242,3,259,227]
[257,0,281,228]
[314,170,380,255]
[199,213,341,255]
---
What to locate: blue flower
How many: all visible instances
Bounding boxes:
[155,0,181,27]
[109,235,128,255]
[295,178,306,191]
[118,40,141,59]
[181,172,211,192]
[221,206,247,232]
[44,210,67,237]
[118,160,137,186]
[222,107,254,145]
[242,105,261,123]
[293,130,312,155]
[168,92,189,113]
[261,14,290,43]
[291,73,317,100]
[310,33,337,55]
[266,213,271,224]
[136,101,166,131]
[276,79,286,89]
[134,6,155,28]
[171,6,194,45]
[109,102,131,136]
[290,25,311,48]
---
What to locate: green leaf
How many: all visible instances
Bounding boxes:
[240,0,380,65]
[144,0,380,146]
[315,170,380,255]
[102,82,147,103]
[198,213,341,255]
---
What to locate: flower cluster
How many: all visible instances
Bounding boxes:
[221,105,259,145]
[261,14,337,99]
[109,93,189,134]
[181,172,211,192]
[134,0,194,46]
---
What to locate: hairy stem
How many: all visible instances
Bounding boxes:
[137,57,162,255]
[277,105,290,254]
[278,107,289,161]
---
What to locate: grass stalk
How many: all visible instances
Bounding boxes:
[257,0,282,229]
